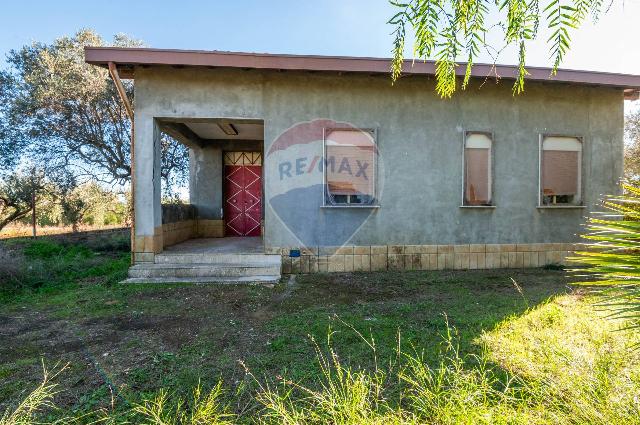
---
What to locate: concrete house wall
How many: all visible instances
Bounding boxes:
[132,66,623,269]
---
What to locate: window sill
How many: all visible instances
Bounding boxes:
[321,205,381,209]
[459,205,496,209]
[536,205,586,209]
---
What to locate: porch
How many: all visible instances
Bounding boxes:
[163,237,264,255]
[128,117,281,283]
[125,236,281,284]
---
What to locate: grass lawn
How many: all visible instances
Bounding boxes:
[1,233,639,424]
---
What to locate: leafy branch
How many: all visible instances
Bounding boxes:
[389,0,610,96]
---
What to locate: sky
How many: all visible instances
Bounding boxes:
[1,0,639,76]
[1,0,637,196]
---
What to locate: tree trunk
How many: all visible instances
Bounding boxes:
[31,191,36,239]
[0,206,33,233]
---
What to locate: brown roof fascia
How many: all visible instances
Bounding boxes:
[85,47,640,99]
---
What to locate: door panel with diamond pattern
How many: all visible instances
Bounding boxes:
[223,152,262,236]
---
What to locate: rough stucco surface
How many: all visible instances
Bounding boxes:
[134,67,624,249]
[189,146,223,220]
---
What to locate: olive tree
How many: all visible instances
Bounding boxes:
[0,29,188,187]
[0,169,45,232]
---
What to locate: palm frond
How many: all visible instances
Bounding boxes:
[570,184,640,327]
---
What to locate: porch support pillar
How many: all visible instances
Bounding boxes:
[132,118,163,262]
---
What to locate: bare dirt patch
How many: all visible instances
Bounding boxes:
[1,268,568,415]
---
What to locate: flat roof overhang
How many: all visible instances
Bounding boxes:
[85,47,640,100]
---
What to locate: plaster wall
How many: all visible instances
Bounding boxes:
[189,146,223,220]
[133,67,624,251]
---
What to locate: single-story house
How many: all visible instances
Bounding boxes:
[85,47,640,283]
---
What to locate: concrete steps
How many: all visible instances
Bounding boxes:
[129,262,281,278]
[155,253,280,265]
[124,252,282,284]
[123,275,281,284]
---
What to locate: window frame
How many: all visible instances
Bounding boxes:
[538,134,584,208]
[461,130,495,208]
[322,126,379,208]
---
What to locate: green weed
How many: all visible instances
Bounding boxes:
[0,236,129,300]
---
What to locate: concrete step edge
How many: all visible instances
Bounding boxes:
[132,263,281,269]
[128,267,281,278]
[156,253,281,258]
[154,255,282,265]
[122,275,281,284]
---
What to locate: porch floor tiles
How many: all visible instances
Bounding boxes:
[163,237,264,254]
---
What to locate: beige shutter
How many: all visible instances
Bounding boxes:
[465,148,490,204]
[464,133,492,205]
[541,137,581,202]
[542,151,579,195]
[325,129,375,199]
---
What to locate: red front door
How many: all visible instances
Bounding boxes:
[223,152,262,236]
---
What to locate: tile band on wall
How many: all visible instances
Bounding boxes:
[273,243,577,273]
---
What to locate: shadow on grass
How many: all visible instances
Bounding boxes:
[1,237,577,422]
[10,272,637,424]
[259,269,571,377]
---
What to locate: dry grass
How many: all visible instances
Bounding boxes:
[481,292,640,424]
[0,225,126,239]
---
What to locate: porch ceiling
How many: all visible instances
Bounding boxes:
[158,118,264,148]
[186,121,263,140]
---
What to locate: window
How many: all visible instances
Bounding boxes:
[324,128,377,206]
[540,136,582,206]
[463,132,493,206]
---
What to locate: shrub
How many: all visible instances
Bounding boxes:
[23,240,64,259]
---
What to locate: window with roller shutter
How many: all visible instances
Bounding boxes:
[540,136,582,206]
[463,132,493,206]
[324,128,377,206]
